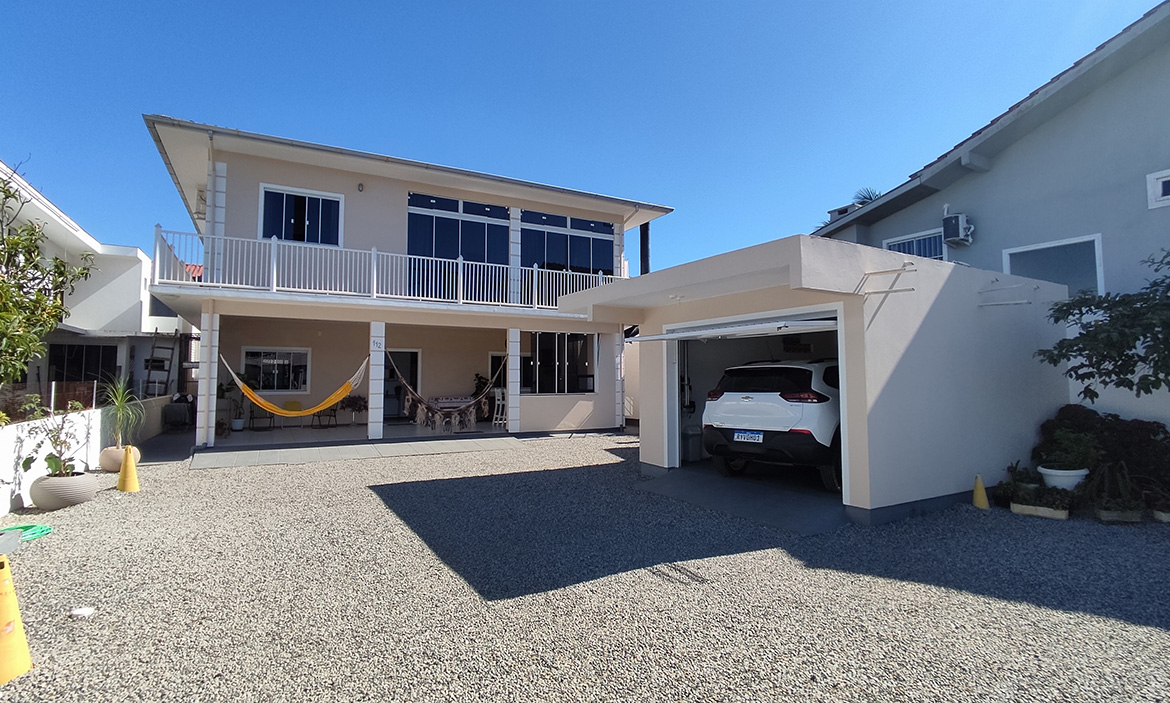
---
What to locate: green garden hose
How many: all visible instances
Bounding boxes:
[0,524,53,541]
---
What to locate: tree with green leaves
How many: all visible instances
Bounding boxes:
[1036,250,1170,402]
[852,187,883,206]
[0,174,93,387]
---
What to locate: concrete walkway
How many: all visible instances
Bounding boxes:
[189,436,525,469]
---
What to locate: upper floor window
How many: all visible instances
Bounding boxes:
[1148,168,1170,209]
[520,209,615,275]
[883,229,946,261]
[261,185,341,246]
[408,193,509,265]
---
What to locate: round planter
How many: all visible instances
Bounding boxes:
[99,445,141,473]
[231,418,245,432]
[1152,510,1170,523]
[1037,466,1089,490]
[29,473,98,511]
[1095,508,1143,523]
[1010,502,1069,520]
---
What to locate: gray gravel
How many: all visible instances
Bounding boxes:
[1,433,1168,702]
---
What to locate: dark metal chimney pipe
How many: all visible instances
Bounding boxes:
[639,222,650,275]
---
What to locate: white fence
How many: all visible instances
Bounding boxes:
[155,230,622,308]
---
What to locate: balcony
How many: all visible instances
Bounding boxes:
[153,230,623,309]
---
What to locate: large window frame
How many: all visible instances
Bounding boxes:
[407,193,510,265]
[520,209,616,276]
[241,346,311,395]
[882,229,948,261]
[257,183,344,247]
[521,332,597,395]
[1002,234,1104,295]
[1148,168,1170,210]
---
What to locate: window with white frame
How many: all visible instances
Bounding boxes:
[408,193,510,264]
[520,210,616,275]
[519,332,595,394]
[261,186,342,245]
[883,229,946,260]
[1003,235,1103,295]
[242,348,310,392]
[1148,168,1170,209]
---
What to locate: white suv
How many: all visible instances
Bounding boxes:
[701,360,842,491]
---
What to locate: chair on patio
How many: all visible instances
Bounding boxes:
[249,402,274,431]
[492,388,507,428]
[311,405,338,429]
[281,400,304,428]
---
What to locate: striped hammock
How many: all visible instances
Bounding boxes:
[220,355,369,418]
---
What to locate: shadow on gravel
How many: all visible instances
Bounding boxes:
[369,447,786,600]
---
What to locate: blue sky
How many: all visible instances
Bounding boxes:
[2,0,1156,271]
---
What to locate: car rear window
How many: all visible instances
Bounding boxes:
[822,366,839,389]
[717,367,813,394]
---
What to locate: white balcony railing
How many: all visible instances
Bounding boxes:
[153,229,622,309]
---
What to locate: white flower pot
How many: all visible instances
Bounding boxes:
[99,446,141,473]
[1037,466,1089,490]
[29,473,98,511]
[231,418,245,431]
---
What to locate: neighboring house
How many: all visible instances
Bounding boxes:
[0,160,194,406]
[814,1,1170,426]
[142,116,672,448]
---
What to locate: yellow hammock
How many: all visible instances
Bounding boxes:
[219,355,369,418]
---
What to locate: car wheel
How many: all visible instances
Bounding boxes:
[714,455,748,477]
[818,432,843,492]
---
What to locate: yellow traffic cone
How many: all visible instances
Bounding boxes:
[973,474,989,510]
[0,555,32,684]
[117,445,140,493]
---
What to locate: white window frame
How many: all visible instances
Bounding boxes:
[257,183,345,247]
[241,346,311,395]
[1147,168,1170,210]
[1002,233,1104,295]
[882,228,948,261]
[523,332,597,395]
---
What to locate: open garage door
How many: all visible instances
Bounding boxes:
[629,311,846,503]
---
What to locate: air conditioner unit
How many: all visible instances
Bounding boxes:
[943,213,974,247]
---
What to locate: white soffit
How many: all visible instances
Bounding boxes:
[631,319,837,343]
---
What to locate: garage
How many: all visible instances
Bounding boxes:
[561,235,1072,525]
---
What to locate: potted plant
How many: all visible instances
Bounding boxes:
[230,393,246,432]
[1036,429,1098,490]
[98,376,145,472]
[19,396,97,511]
[1009,484,1072,520]
[1084,462,1144,523]
[339,394,368,425]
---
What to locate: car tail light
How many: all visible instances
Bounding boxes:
[780,390,830,403]
[789,428,813,435]
[707,390,724,401]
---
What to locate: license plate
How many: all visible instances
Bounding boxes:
[733,430,764,444]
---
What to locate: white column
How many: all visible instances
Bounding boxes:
[368,321,385,440]
[614,327,625,428]
[208,161,227,282]
[508,207,522,304]
[507,328,521,432]
[614,225,625,277]
[195,307,220,447]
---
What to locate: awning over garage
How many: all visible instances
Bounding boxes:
[630,318,837,342]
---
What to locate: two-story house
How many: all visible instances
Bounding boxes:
[143,116,671,447]
[814,0,1170,426]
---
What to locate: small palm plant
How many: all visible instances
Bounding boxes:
[101,376,145,449]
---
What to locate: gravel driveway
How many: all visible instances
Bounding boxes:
[1,434,1167,701]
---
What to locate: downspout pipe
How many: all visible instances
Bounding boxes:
[639,222,650,275]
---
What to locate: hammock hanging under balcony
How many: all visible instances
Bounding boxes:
[219,355,369,417]
[386,352,504,432]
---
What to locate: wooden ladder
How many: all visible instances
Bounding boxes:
[144,329,179,397]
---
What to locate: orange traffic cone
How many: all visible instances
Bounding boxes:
[117,445,139,493]
[0,555,32,684]
[973,474,989,510]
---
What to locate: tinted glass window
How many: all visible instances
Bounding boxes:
[822,366,839,389]
[463,201,508,220]
[408,193,459,212]
[521,228,544,268]
[717,367,812,393]
[591,238,614,275]
[319,199,340,245]
[305,197,321,243]
[545,232,567,270]
[521,210,568,228]
[487,224,509,265]
[434,217,460,259]
[460,220,486,262]
[262,191,284,239]
[407,213,434,257]
[285,194,306,241]
[569,235,592,273]
[570,217,614,235]
[1162,180,1170,198]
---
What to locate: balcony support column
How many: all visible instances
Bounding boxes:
[370,247,378,297]
[507,329,520,433]
[368,322,385,441]
[195,304,220,448]
[508,207,522,304]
